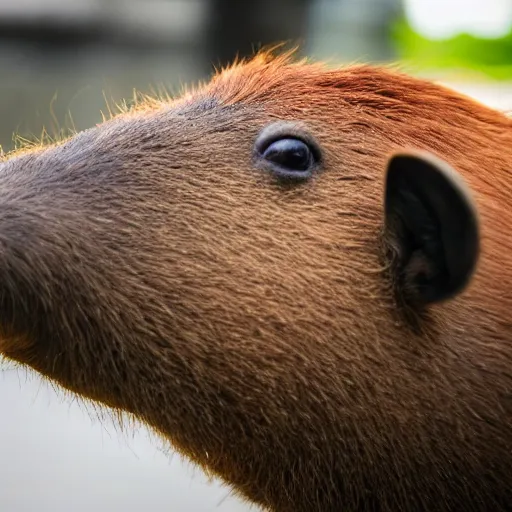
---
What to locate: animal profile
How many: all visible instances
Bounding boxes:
[0,50,511,511]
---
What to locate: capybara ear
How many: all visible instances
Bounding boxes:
[384,150,480,306]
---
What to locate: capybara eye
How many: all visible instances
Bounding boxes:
[259,138,317,180]
[262,138,312,172]
[254,121,320,181]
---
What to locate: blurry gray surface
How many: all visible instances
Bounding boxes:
[0,368,256,512]
[0,0,403,153]
[0,44,205,152]
[308,0,401,62]
[0,0,205,41]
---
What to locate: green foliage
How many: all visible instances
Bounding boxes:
[391,17,512,79]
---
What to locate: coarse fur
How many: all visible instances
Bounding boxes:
[0,50,511,511]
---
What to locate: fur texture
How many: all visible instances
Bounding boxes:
[0,51,511,511]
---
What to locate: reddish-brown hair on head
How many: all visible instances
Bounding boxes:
[0,50,511,511]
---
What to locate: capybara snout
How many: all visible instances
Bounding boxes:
[0,51,511,511]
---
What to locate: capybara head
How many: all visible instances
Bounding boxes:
[0,51,511,511]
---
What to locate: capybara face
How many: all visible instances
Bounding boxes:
[0,52,511,511]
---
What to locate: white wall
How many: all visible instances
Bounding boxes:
[0,367,256,512]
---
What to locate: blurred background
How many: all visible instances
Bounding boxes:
[0,1,511,511]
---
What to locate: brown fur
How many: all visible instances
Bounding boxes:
[0,51,511,511]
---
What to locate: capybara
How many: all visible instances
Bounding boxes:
[0,51,511,512]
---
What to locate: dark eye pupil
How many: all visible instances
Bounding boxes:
[262,138,312,172]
